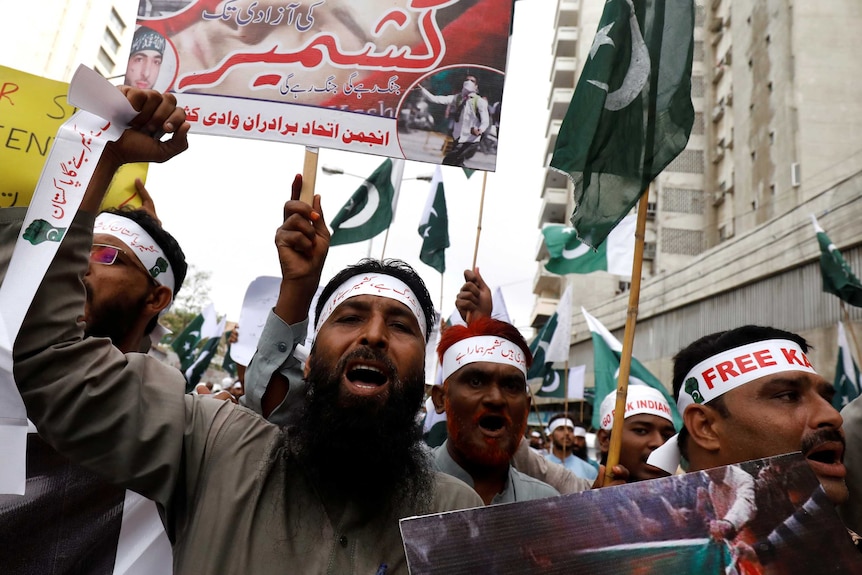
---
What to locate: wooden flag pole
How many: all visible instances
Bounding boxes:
[563,360,570,416]
[471,171,488,269]
[300,147,318,205]
[380,224,392,260]
[604,188,651,484]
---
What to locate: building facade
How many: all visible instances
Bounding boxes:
[2,0,137,82]
[535,0,862,401]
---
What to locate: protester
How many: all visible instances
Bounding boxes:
[430,317,559,504]
[840,396,862,535]
[647,325,861,570]
[544,414,598,481]
[0,89,188,573]
[12,87,482,574]
[452,267,628,494]
[596,386,676,482]
[418,74,490,167]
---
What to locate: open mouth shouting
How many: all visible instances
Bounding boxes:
[342,358,392,398]
[476,413,510,439]
[804,440,846,479]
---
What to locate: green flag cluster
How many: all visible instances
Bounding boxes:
[833,321,862,409]
[550,0,695,248]
[812,215,862,307]
[330,158,405,246]
[418,166,449,273]
[582,307,681,430]
[171,313,204,372]
[529,288,573,398]
[542,214,636,276]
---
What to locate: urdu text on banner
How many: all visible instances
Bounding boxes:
[131,0,512,170]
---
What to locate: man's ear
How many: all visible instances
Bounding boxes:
[431,384,446,414]
[303,354,311,379]
[147,285,173,317]
[684,404,722,454]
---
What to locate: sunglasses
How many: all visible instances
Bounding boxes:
[90,243,159,287]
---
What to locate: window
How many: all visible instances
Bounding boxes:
[97,47,115,71]
[103,28,120,54]
[108,7,126,33]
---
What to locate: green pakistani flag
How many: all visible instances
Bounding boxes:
[581,307,681,430]
[833,321,862,409]
[550,0,694,248]
[536,368,567,399]
[330,158,405,246]
[184,336,221,392]
[222,331,237,378]
[543,214,636,276]
[418,166,449,273]
[171,313,203,372]
[812,215,862,307]
[528,313,558,381]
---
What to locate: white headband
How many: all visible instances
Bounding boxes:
[600,386,673,431]
[648,339,818,475]
[315,273,427,337]
[441,335,528,381]
[677,339,817,414]
[548,418,576,434]
[94,213,175,295]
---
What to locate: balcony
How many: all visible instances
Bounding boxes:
[530,295,562,329]
[533,267,562,298]
[550,56,577,89]
[539,188,568,225]
[553,26,578,58]
[548,87,575,122]
[544,166,569,191]
[555,0,579,28]
[545,119,562,161]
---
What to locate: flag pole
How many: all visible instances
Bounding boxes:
[471,171,488,269]
[604,187,651,484]
[300,147,318,205]
[563,360,570,416]
[841,301,862,371]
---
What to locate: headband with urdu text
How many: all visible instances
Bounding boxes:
[315,273,427,338]
[441,335,528,382]
[94,212,176,295]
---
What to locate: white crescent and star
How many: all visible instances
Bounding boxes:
[586,0,651,112]
[338,183,380,230]
[562,244,590,260]
[541,370,561,393]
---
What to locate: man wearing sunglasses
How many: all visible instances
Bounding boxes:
[86,209,186,352]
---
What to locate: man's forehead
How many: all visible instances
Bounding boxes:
[450,361,526,382]
[332,294,419,321]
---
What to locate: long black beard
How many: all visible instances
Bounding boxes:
[288,347,434,517]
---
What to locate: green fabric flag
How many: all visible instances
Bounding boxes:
[543,215,636,276]
[330,158,405,246]
[528,312,558,380]
[222,333,237,378]
[171,313,203,372]
[582,307,681,430]
[418,166,449,274]
[834,321,862,409]
[536,368,567,399]
[184,336,221,392]
[812,215,862,307]
[550,0,695,248]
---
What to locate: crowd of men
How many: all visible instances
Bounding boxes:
[4,86,862,573]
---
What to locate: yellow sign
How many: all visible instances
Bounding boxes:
[0,66,147,210]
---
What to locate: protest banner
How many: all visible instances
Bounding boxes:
[131,0,512,170]
[0,66,148,209]
[401,453,860,574]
